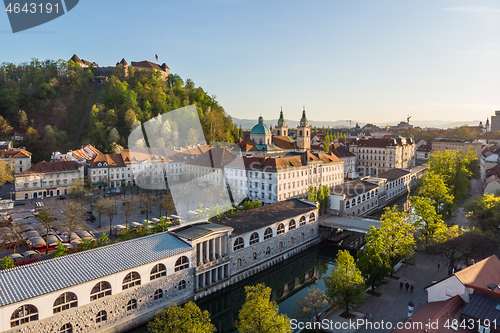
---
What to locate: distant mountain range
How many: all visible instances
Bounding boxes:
[232,117,483,130]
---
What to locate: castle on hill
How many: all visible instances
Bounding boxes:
[69,54,170,79]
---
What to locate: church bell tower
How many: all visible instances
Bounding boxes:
[297,106,310,150]
[275,107,288,137]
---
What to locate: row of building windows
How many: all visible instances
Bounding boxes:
[345,190,378,209]
[352,149,395,154]
[9,256,189,328]
[10,283,180,329]
[236,232,312,267]
[10,281,187,329]
[233,214,315,251]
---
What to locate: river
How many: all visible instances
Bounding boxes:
[128,244,342,333]
[127,193,414,333]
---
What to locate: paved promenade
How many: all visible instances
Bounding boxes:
[321,252,449,333]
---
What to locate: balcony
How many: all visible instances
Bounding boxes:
[196,255,229,273]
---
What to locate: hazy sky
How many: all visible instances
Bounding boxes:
[1,0,500,124]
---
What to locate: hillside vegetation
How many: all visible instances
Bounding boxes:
[0,59,241,162]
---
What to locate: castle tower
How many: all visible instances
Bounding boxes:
[486,118,490,132]
[297,106,310,150]
[275,107,288,137]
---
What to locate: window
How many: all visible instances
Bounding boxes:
[299,216,306,226]
[289,219,296,230]
[122,272,141,290]
[266,247,271,255]
[154,289,163,300]
[150,263,167,280]
[10,304,38,328]
[249,232,259,245]
[178,280,187,290]
[252,252,257,260]
[53,292,78,314]
[236,258,242,267]
[174,256,189,272]
[127,299,137,311]
[90,281,111,301]
[264,228,273,240]
[59,323,73,333]
[277,223,285,235]
[309,213,315,222]
[279,242,283,251]
[60,323,73,333]
[233,237,244,251]
[95,310,108,324]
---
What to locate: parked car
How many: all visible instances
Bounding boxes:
[106,188,121,195]
[14,201,26,206]
[58,196,67,200]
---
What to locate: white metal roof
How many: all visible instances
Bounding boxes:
[0,231,192,307]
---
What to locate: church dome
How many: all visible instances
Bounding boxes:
[250,116,271,136]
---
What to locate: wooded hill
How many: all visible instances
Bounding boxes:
[0,59,242,162]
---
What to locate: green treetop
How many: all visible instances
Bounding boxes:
[1,256,15,269]
[357,229,392,294]
[236,283,292,333]
[377,206,416,267]
[324,250,366,316]
[148,302,215,333]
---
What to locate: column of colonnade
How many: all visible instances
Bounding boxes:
[197,263,230,289]
[198,235,227,265]
[196,234,228,290]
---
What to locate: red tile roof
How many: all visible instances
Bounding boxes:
[454,255,500,289]
[228,152,342,171]
[272,136,296,150]
[0,149,31,159]
[238,137,258,151]
[391,296,469,333]
[330,143,355,158]
[186,147,238,168]
[89,154,125,168]
[20,161,81,175]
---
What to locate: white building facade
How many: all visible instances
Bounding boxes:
[225,152,344,205]
[15,161,84,200]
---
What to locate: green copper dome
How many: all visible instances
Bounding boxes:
[250,116,271,135]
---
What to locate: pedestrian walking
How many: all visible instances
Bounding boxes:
[410,285,414,293]
[405,283,409,292]
[400,282,403,290]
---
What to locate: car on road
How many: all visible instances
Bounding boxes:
[58,196,67,200]
[14,201,26,206]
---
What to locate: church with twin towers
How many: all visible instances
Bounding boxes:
[240,107,312,152]
[229,107,346,205]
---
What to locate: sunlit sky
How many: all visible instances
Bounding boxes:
[1,0,500,124]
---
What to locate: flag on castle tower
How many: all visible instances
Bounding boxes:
[155,54,158,61]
